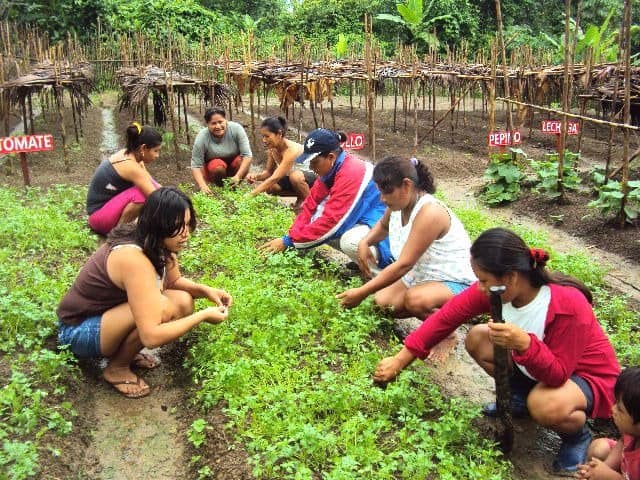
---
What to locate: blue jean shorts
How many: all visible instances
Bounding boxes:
[58,315,102,358]
[443,281,471,295]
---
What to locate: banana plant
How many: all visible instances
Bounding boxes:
[335,33,348,59]
[576,7,619,63]
[376,0,453,49]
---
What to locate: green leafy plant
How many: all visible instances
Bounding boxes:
[530,151,581,199]
[480,149,526,205]
[376,0,453,50]
[588,179,640,223]
[187,419,209,448]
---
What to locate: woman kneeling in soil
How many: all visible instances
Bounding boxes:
[259,128,392,269]
[247,116,316,210]
[374,227,620,474]
[337,156,475,363]
[58,187,232,398]
[86,122,162,235]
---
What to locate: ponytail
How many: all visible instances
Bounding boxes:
[470,228,592,303]
[125,123,162,154]
[373,155,436,194]
[261,116,288,136]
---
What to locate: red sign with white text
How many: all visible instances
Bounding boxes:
[0,134,54,155]
[541,120,580,135]
[344,133,365,150]
[488,130,521,147]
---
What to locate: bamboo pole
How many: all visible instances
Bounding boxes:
[489,40,497,156]
[619,0,632,227]
[365,14,376,161]
[495,98,639,131]
[494,0,513,132]
[554,0,573,202]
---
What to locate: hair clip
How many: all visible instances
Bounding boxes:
[132,122,143,134]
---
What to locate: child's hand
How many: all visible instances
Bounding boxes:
[202,306,228,324]
[576,458,618,480]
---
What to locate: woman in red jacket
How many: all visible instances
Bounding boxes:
[374,227,620,474]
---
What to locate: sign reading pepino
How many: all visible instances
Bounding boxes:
[0,134,54,155]
[488,130,521,147]
[541,120,580,135]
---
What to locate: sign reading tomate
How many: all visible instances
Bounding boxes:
[0,134,54,155]
[541,120,580,135]
[488,130,521,147]
[344,132,365,150]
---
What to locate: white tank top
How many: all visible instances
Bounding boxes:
[388,194,476,286]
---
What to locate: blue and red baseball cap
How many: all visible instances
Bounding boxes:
[295,129,341,165]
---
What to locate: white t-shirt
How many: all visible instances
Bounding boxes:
[502,285,551,379]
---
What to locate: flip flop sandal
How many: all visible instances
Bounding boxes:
[132,352,161,369]
[105,374,150,399]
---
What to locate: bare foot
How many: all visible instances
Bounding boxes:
[427,332,458,364]
[103,365,150,398]
[132,352,160,369]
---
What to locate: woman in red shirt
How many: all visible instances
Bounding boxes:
[374,227,620,474]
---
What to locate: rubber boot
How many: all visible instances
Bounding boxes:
[552,424,592,474]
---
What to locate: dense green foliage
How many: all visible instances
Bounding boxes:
[3,0,637,58]
[1,183,638,479]
[0,186,94,479]
[181,188,511,479]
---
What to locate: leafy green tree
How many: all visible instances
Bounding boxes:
[105,0,231,42]
[376,0,453,49]
[4,0,113,42]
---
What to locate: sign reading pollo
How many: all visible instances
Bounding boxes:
[0,134,54,155]
[344,133,365,150]
[488,130,521,147]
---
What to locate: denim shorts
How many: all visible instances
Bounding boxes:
[58,315,102,358]
[443,281,471,296]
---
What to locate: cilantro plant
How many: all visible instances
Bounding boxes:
[0,186,91,479]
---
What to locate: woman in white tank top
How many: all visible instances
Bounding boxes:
[337,156,475,362]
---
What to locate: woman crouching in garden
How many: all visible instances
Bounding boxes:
[57,187,232,398]
[337,156,476,363]
[86,122,162,235]
[374,227,620,474]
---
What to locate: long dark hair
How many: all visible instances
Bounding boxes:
[373,156,435,194]
[125,122,162,154]
[470,227,592,303]
[261,116,287,135]
[108,187,196,275]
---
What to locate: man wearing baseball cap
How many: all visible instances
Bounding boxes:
[259,128,392,270]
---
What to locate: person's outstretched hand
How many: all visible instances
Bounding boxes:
[259,238,286,254]
[374,356,404,383]
[336,287,367,308]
